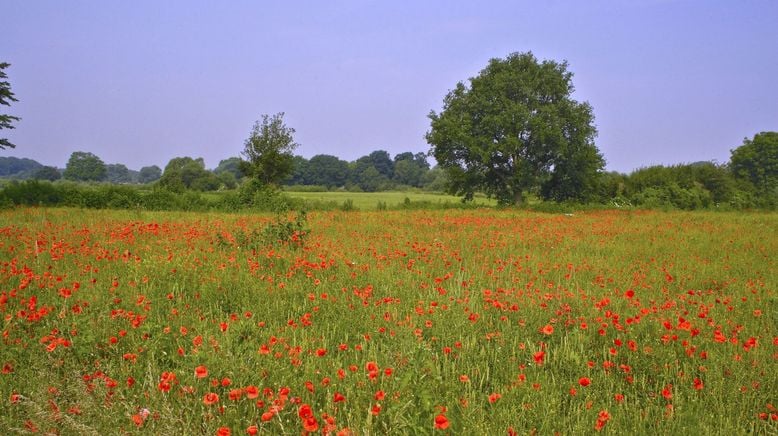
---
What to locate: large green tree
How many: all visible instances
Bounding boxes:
[63,151,107,182]
[730,132,778,196]
[426,52,604,205]
[241,113,299,186]
[1,62,20,150]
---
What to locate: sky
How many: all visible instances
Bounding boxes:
[3,1,777,173]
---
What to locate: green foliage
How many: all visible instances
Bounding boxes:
[393,152,429,187]
[242,113,299,186]
[630,183,712,210]
[730,131,778,198]
[619,162,756,210]
[237,178,302,212]
[307,154,350,188]
[0,179,62,205]
[0,156,43,178]
[138,165,162,184]
[105,163,132,183]
[63,151,107,182]
[213,157,245,180]
[158,157,220,192]
[0,62,20,150]
[32,166,61,181]
[340,198,356,211]
[427,52,604,205]
[216,210,309,250]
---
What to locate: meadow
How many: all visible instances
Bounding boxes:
[281,191,496,211]
[0,207,775,435]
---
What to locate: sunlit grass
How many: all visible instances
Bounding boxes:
[0,208,775,434]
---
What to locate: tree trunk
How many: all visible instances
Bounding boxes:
[513,190,524,206]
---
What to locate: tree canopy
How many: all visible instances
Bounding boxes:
[426,52,604,205]
[63,151,107,182]
[730,131,778,197]
[138,165,162,184]
[242,113,299,186]
[158,157,219,192]
[0,62,20,150]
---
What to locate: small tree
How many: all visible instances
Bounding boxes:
[63,151,107,182]
[1,62,20,150]
[242,113,299,186]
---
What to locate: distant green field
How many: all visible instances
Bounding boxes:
[284,190,496,210]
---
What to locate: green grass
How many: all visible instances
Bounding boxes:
[0,208,775,435]
[284,190,496,210]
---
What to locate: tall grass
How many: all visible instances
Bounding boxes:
[0,208,775,434]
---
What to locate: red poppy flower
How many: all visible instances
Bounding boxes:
[303,416,319,432]
[579,377,591,387]
[434,414,450,430]
[203,392,219,405]
[195,365,208,379]
[245,385,259,399]
[541,324,554,335]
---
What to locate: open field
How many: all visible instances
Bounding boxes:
[282,191,497,210]
[0,208,776,434]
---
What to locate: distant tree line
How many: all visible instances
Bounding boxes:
[0,149,448,192]
[1,131,776,210]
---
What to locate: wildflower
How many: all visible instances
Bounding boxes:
[594,409,610,431]
[195,365,208,379]
[541,324,554,335]
[302,416,319,432]
[662,385,673,400]
[579,377,591,387]
[434,414,450,430]
[203,392,219,405]
[245,385,259,399]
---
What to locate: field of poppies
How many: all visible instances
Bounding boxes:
[0,207,775,435]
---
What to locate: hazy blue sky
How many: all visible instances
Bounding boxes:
[3,1,777,173]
